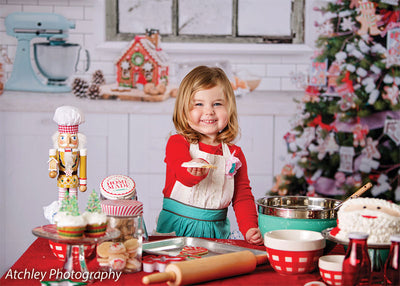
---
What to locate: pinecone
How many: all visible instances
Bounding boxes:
[92,70,106,85]
[72,77,89,98]
[87,83,100,99]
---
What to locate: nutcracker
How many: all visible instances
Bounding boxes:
[48,106,87,202]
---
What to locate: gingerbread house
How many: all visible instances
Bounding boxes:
[116,29,169,89]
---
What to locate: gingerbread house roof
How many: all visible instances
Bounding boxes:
[116,35,169,67]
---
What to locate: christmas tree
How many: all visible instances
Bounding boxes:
[271,0,400,202]
[86,190,102,213]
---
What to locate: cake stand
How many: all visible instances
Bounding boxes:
[32,224,120,281]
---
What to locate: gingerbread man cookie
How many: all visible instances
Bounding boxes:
[356,1,381,36]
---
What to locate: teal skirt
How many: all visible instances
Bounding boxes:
[156,198,230,239]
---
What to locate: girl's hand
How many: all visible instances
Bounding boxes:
[185,158,209,177]
[245,228,264,245]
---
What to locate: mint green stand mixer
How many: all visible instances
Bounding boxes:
[5,12,89,93]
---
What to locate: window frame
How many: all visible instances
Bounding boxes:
[106,0,305,44]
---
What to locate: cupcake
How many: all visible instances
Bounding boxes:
[83,190,108,238]
[54,195,86,239]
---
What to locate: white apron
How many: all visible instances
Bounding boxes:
[170,143,234,209]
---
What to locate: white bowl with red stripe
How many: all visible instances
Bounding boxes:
[264,229,326,275]
[318,255,344,286]
[49,241,96,261]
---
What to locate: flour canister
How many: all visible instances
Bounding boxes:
[98,199,144,273]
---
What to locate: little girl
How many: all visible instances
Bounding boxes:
[156,66,263,245]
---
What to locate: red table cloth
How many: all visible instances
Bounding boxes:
[1,236,345,286]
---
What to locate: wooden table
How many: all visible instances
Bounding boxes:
[1,236,347,286]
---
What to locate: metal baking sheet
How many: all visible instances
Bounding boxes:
[143,237,266,257]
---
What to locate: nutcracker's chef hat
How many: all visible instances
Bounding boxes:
[53,106,85,134]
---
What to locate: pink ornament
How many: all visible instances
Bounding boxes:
[335,172,346,187]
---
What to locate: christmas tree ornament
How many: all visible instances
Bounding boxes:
[338,146,355,173]
[326,61,341,94]
[371,174,392,196]
[302,86,321,102]
[382,83,399,105]
[386,27,400,67]
[309,58,328,86]
[297,127,316,149]
[341,17,356,31]
[362,137,381,159]
[290,71,307,89]
[350,0,360,9]
[358,152,380,173]
[356,1,382,36]
[284,132,298,152]
[352,122,369,147]
[381,0,399,6]
[384,118,400,144]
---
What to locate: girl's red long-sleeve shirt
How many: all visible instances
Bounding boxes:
[162,134,259,236]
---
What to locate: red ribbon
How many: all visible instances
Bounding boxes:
[341,71,354,93]
[308,115,337,132]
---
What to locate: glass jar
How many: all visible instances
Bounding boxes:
[98,199,144,273]
[384,234,400,285]
[100,175,136,200]
[342,232,371,286]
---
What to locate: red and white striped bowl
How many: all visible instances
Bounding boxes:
[49,241,96,261]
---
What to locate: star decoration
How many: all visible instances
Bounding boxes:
[383,83,399,105]
[362,137,381,159]
[340,17,355,31]
[317,22,334,36]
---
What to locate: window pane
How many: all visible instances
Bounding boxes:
[118,0,173,34]
[238,0,292,36]
[179,0,232,35]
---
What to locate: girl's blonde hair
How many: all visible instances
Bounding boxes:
[173,65,239,144]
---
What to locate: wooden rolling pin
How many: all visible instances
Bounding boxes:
[142,250,268,286]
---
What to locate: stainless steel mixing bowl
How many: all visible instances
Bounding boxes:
[34,42,81,82]
[257,196,341,235]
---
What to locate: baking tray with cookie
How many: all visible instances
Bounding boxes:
[142,237,266,258]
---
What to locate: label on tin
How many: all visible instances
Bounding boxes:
[100,175,136,200]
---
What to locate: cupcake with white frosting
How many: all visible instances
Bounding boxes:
[83,190,108,237]
[54,195,86,239]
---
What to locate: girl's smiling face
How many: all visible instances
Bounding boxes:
[188,85,229,145]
